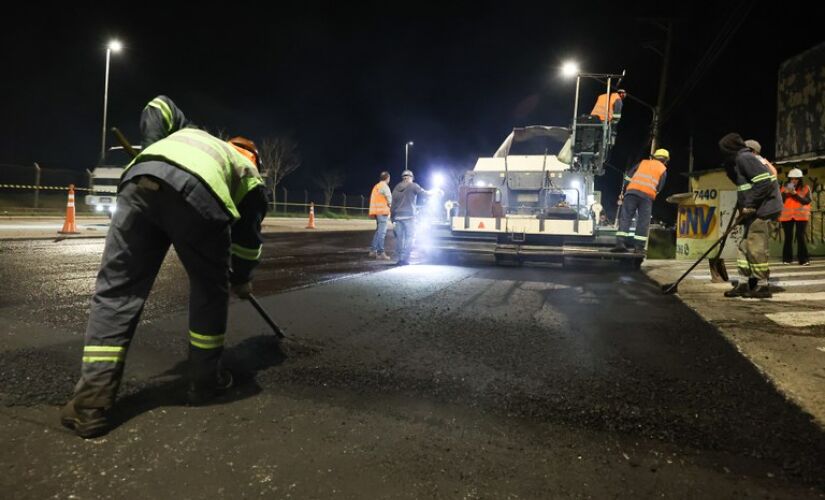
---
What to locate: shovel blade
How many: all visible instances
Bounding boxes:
[661,282,678,294]
[709,257,729,283]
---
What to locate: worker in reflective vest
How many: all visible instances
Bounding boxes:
[368,171,392,260]
[590,89,626,145]
[60,97,268,439]
[719,132,782,299]
[611,149,669,254]
[779,168,811,265]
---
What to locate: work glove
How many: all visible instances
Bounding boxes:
[232,281,253,299]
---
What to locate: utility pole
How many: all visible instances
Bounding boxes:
[651,20,673,153]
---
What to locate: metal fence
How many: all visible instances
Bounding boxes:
[1,163,370,217]
[268,188,369,217]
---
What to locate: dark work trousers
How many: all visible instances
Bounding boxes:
[736,217,772,281]
[782,220,809,264]
[616,193,653,250]
[72,176,231,409]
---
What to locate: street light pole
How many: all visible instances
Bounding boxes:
[405,141,414,171]
[100,40,122,161]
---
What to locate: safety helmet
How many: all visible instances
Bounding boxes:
[788,168,804,178]
[616,88,627,95]
[744,139,762,154]
[401,169,414,179]
[228,136,261,169]
[653,148,670,161]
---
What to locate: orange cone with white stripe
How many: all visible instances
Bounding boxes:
[59,184,80,235]
[306,202,317,229]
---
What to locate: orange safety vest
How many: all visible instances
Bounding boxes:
[626,159,666,200]
[779,184,811,222]
[369,181,390,217]
[590,93,621,121]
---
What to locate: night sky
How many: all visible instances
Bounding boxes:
[2,3,821,219]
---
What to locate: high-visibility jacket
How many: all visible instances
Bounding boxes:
[124,128,264,220]
[780,184,811,222]
[625,159,666,200]
[590,93,622,121]
[369,181,391,217]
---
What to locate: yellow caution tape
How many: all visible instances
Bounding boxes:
[0,184,91,191]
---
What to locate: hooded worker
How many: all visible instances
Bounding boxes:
[718,132,782,299]
[60,97,268,439]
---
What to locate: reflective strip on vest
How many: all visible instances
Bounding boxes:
[633,235,648,241]
[189,331,225,350]
[125,129,263,220]
[369,182,390,216]
[146,98,174,132]
[739,172,777,193]
[626,160,666,199]
[231,243,262,261]
[82,345,126,363]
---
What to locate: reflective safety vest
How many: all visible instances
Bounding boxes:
[625,159,666,200]
[125,128,263,220]
[590,93,621,121]
[780,184,811,222]
[369,182,390,217]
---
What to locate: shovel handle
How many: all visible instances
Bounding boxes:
[248,294,286,339]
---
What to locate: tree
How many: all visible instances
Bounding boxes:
[259,136,302,200]
[315,170,345,209]
[444,167,466,201]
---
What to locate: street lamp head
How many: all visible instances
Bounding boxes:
[407,141,414,146]
[561,60,579,78]
[108,40,123,53]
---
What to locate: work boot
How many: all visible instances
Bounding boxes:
[60,400,111,439]
[377,252,391,261]
[743,285,773,299]
[724,282,751,298]
[368,250,377,258]
[187,368,234,406]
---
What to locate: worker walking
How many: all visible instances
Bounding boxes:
[780,168,811,265]
[368,171,392,260]
[611,149,669,254]
[719,132,782,299]
[60,101,268,439]
[390,169,440,266]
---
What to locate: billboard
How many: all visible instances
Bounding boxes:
[776,42,825,162]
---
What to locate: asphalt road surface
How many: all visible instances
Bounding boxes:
[1,232,823,498]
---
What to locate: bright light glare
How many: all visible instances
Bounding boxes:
[109,206,116,214]
[108,40,123,53]
[561,60,579,78]
[95,205,104,212]
[475,180,486,188]
[570,180,581,190]
[432,173,444,188]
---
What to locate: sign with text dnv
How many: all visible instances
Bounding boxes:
[678,205,717,239]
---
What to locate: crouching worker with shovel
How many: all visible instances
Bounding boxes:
[60,97,269,438]
[719,132,782,299]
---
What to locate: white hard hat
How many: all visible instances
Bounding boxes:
[788,168,803,178]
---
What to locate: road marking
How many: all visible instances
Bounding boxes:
[765,311,825,327]
[766,292,825,302]
[691,269,825,280]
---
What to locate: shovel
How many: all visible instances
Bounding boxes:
[708,207,739,282]
[662,211,744,295]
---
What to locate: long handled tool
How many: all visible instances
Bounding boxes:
[708,207,739,282]
[247,294,286,339]
[662,212,744,295]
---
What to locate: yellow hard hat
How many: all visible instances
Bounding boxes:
[653,148,670,161]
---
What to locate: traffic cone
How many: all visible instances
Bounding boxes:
[306,202,317,229]
[58,184,80,235]
[478,221,486,229]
